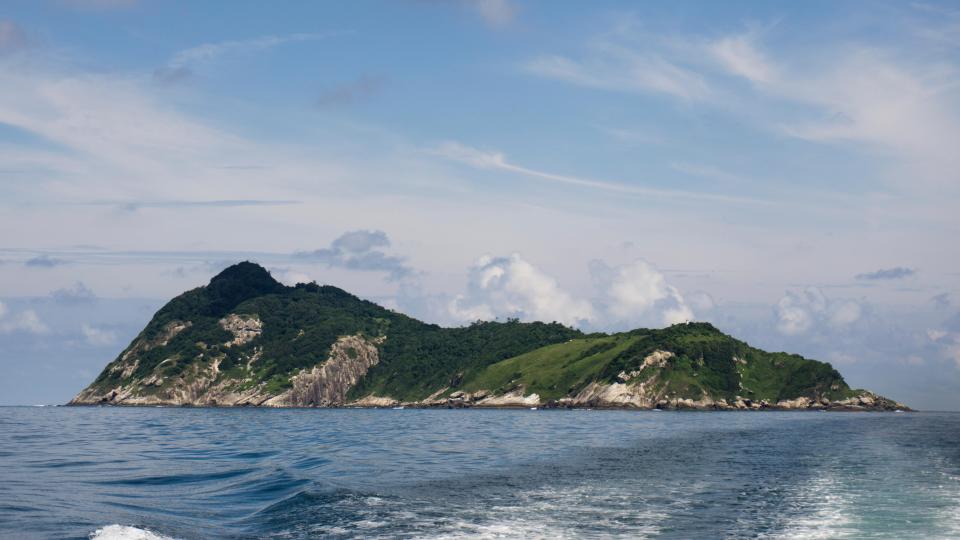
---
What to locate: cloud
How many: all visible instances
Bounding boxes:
[531,19,960,191]
[526,44,710,101]
[331,230,390,253]
[590,259,693,328]
[775,287,863,336]
[167,33,336,69]
[91,199,301,212]
[449,253,594,326]
[709,30,776,85]
[855,267,916,280]
[317,75,385,107]
[81,323,117,346]
[267,267,313,287]
[294,230,415,281]
[0,20,31,55]
[444,255,693,329]
[432,141,769,206]
[25,255,69,268]
[0,302,49,334]
[51,281,97,304]
[466,0,516,27]
[708,30,960,188]
[686,290,716,312]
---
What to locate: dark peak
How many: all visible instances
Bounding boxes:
[674,321,722,333]
[209,261,280,288]
[204,261,285,316]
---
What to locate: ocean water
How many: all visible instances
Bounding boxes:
[0,408,957,539]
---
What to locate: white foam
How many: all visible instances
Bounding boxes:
[89,525,174,540]
[417,483,671,539]
[767,472,855,539]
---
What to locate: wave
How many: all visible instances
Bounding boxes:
[89,525,174,540]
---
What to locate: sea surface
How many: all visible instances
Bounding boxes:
[0,407,958,539]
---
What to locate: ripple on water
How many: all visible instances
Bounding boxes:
[0,408,956,539]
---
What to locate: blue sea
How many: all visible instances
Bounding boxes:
[1,408,958,539]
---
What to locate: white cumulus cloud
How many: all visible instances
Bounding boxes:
[590,259,693,328]
[449,254,594,326]
[775,287,863,336]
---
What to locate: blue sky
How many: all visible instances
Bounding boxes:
[0,0,958,409]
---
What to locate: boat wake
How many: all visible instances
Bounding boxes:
[89,525,174,540]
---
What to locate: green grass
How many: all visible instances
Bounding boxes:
[460,334,641,401]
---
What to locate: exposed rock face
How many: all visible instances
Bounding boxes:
[616,350,675,383]
[474,390,541,407]
[350,395,400,407]
[219,314,262,347]
[70,333,385,407]
[394,383,908,412]
[565,381,658,408]
[264,335,384,407]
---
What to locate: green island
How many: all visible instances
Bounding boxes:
[71,262,907,411]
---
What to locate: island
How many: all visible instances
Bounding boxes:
[71,262,907,411]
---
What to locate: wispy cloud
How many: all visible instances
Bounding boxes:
[709,30,777,85]
[85,199,301,212]
[855,267,917,281]
[708,29,960,188]
[432,141,770,205]
[526,42,710,101]
[167,33,338,69]
[530,17,960,192]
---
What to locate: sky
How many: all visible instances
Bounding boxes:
[0,0,958,409]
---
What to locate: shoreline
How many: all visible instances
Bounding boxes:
[63,401,911,412]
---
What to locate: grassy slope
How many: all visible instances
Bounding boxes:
[459,323,856,403]
[459,335,639,401]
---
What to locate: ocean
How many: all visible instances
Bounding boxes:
[1,407,957,539]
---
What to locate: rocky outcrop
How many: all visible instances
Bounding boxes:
[70,333,386,407]
[474,390,541,407]
[617,350,674,382]
[391,384,909,412]
[264,335,384,407]
[219,314,261,347]
[349,395,401,407]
